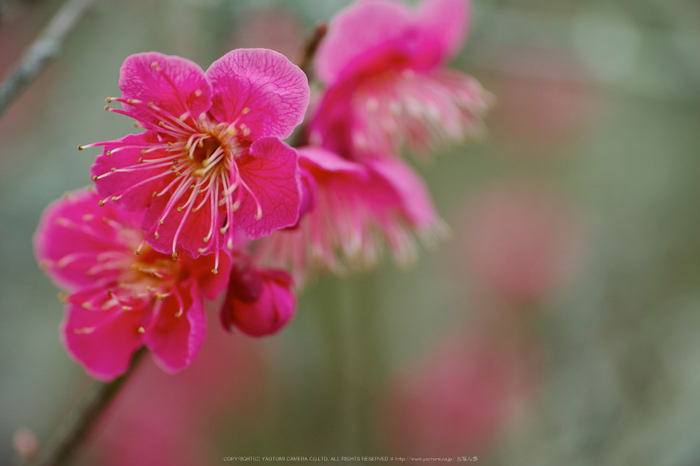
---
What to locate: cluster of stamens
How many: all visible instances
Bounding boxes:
[311,68,489,156]
[79,82,266,274]
[47,211,184,336]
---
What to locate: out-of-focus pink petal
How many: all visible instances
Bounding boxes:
[418,0,470,61]
[316,0,413,84]
[381,332,539,456]
[119,52,212,126]
[91,132,169,212]
[61,302,144,381]
[460,183,585,303]
[34,189,137,291]
[221,268,295,337]
[144,281,205,373]
[255,148,448,283]
[286,167,317,230]
[234,137,301,239]
[367,156,439,228]
[207,49,309,139]
[298,146,366,176]
[309,67,490,160]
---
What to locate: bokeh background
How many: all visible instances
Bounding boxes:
[2,0,700,464]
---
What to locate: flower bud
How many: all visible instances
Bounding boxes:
[221,265,296,337]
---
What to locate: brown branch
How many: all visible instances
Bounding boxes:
[289,22,328,148]
[0,0,95,120]
[25,348,146,466]
[297,21,327,81]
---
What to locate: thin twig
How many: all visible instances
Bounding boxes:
[288,22,327,148]
[0,0,95,120]
[26,348,146,466]
[297,22,327,81]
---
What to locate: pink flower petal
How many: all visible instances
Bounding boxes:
[255,149,448,282]
[286,167,317,230]
[91,132,169,212]
[418,0,470,61]
[183,252,232,300]
[233,137,301,239]
[61,301,145,381]
[298,146,366,176]
[206,49,309,139]
[119,52,212,126]
[34,189,135,291]
[366,156,439,228]
[144,281,205,373]
[316,0,413,84]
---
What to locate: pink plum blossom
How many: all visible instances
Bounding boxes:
[220,257,296,337]
[256,146,447,282]
[308,0,490,159]
[84,49,309,271]
[34,188,231,380]
[380,332,540,458]
[460,182,585,304]
[491,49,598,154]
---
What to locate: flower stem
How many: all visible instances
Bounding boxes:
[26,348,146,466]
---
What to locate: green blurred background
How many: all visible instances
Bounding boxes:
[2,0,700,464]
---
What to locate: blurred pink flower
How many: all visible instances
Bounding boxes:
[309,0,490,159]
[34,188,231,380]
[491,49,598,153]
[220,257,296,337]
[380,332,539,458]
[255,146,447,282]
[93,323,266,466]
[460,182,585,304]
[86,49,309,268]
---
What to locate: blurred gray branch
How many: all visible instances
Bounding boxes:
[0,0,95,120]
[24,348,145,466]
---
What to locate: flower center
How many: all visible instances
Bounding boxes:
[117,241,180,299]
[189,135,227,177]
